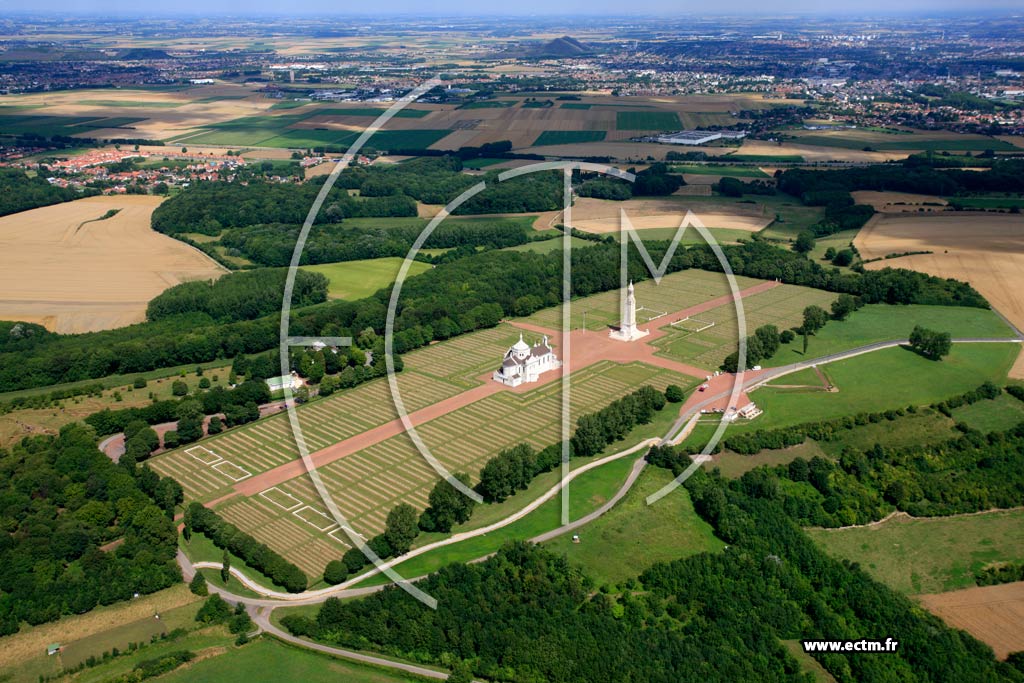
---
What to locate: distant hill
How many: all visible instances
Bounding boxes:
[531,36,591,58]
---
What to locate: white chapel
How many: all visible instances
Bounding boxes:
[492,334,561,387]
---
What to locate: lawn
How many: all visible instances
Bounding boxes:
[503,236,596,254]
[532,130,607,146]
[616,111,682,131]
[544,466,724,587]
[744,342,1019,433]
[300,257,432,300]
[766,304,1016,368]
[808,508,1024,594]
[671,164,768,178]
[160,637,430,683]
[952,391,1024,433]
[351,452,642,588]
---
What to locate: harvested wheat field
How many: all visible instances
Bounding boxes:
[0,195,226,332]
[566,197,771,233]
[851,191,949,213]
[733,139,906,163]
[856,213,1024,334]
[918,582,1024,659]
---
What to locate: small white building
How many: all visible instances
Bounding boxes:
[493,334,560,387]
[266,372,302,392]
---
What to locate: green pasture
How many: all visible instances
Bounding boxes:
[301,257,432,300]
[532,130,607,146]
[808,508,1024,594]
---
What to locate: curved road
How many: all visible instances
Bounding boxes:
[178,334,1021,678]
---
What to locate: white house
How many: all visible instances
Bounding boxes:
[493,334,560,387]
[266,372,302,392]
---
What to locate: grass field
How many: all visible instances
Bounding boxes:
[952,391,1024,433]
[0,584,202,683]
[502,236,595,253]
[461,157,506,169]
[683,342,1019,450]
[767,304,1016,367]
[300,257,432,300]
[616,111,682,131]
[160,637,430,683]
[524,267,764,332]
[544,466,724,586]
[671,164,768,178]
[313,107,430,118]
[0,364,228,448]
[651,282,837,370]
[808,508,1024,595]
[532,130,607,146]
[79,99,183,108]
[723,153,805,162]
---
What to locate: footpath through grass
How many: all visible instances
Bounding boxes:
[765,304,1016,368]
[808,508,1024,595]
[159,637,428,683]
[684,342,1019,447]
[543,466,724,587]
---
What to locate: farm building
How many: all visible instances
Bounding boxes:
[493,334,560,387]
[654,130,748,145]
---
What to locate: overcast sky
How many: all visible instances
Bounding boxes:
[11,0,1024,16]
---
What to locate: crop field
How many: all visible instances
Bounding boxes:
[855,213,1024,332]
[209,361,692,577]
[561,196,773,234]
[809,508,1024,596]
[850,191,948,212]
[533,130,607,146]
[616,111,682,131]
[300,257,432,300]
[0,195,225,332]
[918,582,1024,659]
[652,283,837,370]
[523,268,764,332]
[947,195,1024,210]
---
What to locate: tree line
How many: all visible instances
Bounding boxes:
[0,168,96,218]
[185,502,307,593]
[0,423,182,635]
[146,269,328,323]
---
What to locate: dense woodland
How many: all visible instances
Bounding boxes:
[0,424,183,634]
[651,383,1024,527]
[218,218,539,267]
[0,169,95,217]
[146,269,329,323]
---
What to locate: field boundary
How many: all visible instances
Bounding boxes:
[213,460,252,482]
[186,445,223,465]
